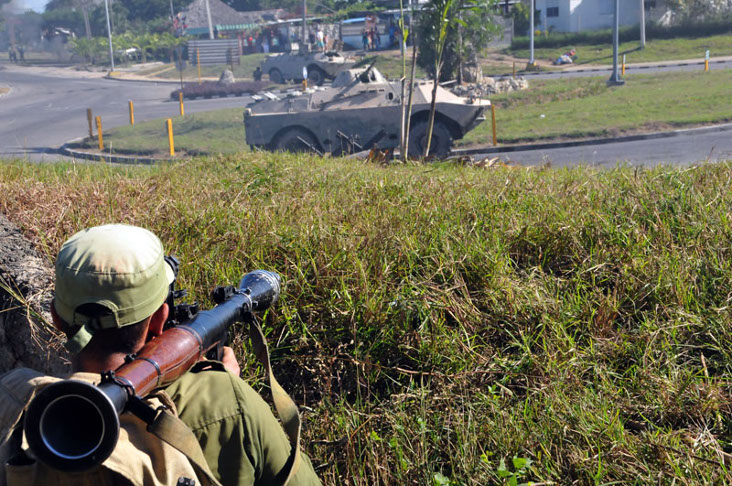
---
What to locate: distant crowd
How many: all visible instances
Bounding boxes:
[6,46,25,63]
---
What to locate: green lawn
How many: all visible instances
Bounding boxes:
[74,69,732,156]
[460,69,732,146]
[509,33,732,66]
[74,109,248,157]
[1,155,731,485]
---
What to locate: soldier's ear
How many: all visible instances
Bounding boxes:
[50,300,66,332]
[147,303,169,339]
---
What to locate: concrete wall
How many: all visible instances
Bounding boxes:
[0,214,69,376]
[536,0,652,32]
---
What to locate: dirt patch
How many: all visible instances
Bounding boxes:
[0,214,70,375]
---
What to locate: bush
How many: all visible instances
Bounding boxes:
[510,15,732,49]
[171,80,271,100]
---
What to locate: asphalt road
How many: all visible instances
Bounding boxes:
[475,125,732,168]
[0,67,251,162]
[1,63,731,166]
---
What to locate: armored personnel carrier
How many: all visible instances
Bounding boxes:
[261,50,355,86]
[244,65,488,158]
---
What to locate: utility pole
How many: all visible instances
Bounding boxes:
[608,0,624,86]
[302,0,307,50]
[170,0,176,28]
[103,0,115,71]
[205,0,214,39]
[639,0,646,48]
[528,0,535,68]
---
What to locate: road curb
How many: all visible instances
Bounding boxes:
[104,74,182,84]
[59,141,163,164]
[515,58,729,77]
[452,122,732,156]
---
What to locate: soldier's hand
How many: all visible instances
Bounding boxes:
[221,346,241,376]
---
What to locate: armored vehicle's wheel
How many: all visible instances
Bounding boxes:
[269,68,283,84]
[307,66,326,86]
[272,128,321,153]
[408,120,452,159]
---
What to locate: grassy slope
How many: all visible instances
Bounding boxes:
[1,155,731,484]
[508,34,732,66]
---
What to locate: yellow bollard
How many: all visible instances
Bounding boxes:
[302,79,307,90]
[129,100,134,125]
[166,118,175,156]
[621,54,626,76]
[197,48,202,85]
[705,59,709,72]
[86,108,93,138]
[179,92,185,116]
[95,116,103,150]
[491,104,497,146]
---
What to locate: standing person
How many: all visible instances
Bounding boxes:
[0,224,322,486]
[8,46,16,63]
[375,29,381,50]
[362,30,369,51]
[316,27,324,51]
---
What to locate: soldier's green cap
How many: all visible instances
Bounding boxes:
[53,224,175,354]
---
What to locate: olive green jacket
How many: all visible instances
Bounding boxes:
[167,364,321,486]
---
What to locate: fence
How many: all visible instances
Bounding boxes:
[188,39,240,66]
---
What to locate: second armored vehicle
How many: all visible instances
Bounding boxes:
[244,66,488,158]
[261,50,355,86]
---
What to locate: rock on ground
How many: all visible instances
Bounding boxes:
[0,214,69,375]
[451,76,529,98]
[218,69,236,85]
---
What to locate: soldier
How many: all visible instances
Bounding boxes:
[0,224,321,486]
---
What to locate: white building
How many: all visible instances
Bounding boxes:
[533,0,669,33]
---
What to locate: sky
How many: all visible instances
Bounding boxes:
[20,0,48,13]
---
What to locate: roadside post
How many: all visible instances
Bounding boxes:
[622,54,626,76]
[512,62,516,79]
[179,92,185,116]
[95,116,103,150]
[175,45,185,92]
[705,50,710,72]
[197,48,202,85]
[607,0,625,86]
[166,119,175,156]
[86,108,93,138]
[128,100,134,125]
[491,104,497,146]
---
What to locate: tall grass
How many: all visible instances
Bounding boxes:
[0,155,731,484]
